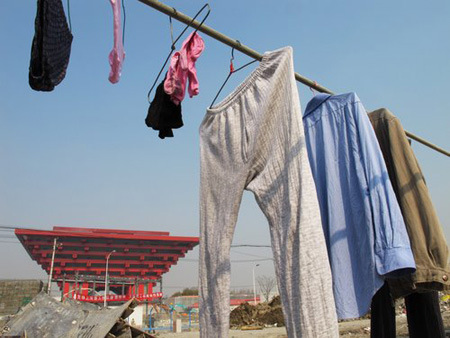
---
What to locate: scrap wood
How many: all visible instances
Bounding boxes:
[241,325,264,330]
[113,318,128,332]
[115,327,132,338]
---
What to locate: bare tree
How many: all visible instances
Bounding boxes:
[257,275,277,302]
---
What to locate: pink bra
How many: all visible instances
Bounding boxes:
[164,32,205,105]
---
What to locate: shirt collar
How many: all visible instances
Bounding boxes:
[304,93,331,117]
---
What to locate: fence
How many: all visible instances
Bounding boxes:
[145,310,199,332]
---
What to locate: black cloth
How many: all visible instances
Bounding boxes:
[405,291,445,338]
[370,283,396,338]
[145,79,183,139]
[29,0,73,91]
[370,283,445,338]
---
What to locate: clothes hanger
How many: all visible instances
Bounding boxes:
[147,3,211,103]
[209,42,258,108]
[122,0,126,46]
[66,0,72,32]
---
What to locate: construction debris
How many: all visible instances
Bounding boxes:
[229,296,285,329]
[240,325,264,330]
[0,292,155,338]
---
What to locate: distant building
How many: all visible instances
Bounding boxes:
[14,226,199,328]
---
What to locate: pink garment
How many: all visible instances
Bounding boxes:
[164,32,205,105]
[108,0,125,84]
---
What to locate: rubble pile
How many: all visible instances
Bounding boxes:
[0,292,156,338]
[229,296,285,328]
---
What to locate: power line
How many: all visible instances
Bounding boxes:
[230,249,272,259]
[0,240,19,244]
[0,235,18,239]
[0,224,47,231]
[182,258,273,263]
[231,258,273,263]
[161,284,256,289]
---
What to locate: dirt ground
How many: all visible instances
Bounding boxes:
[155,310,450,338]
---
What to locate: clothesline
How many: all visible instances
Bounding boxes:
[138,0,449,158]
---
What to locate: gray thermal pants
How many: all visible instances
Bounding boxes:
[199,47,338,338]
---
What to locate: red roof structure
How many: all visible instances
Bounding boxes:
[15,226,199,302]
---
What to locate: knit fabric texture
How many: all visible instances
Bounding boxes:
[145,79,183,139]
[108,0,125,84]
[199,47,338,338]
[29,0,73,91]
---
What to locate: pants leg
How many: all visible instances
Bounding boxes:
[245,84,338,338]
[199,90,258,338]
[370,282,396,338]
[405,291,445,338]
[199,47,338,338]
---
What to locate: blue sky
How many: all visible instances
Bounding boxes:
[0,0,449,296]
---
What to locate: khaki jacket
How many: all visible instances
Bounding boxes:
[369,108,450,298]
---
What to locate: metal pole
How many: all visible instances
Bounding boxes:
[61,273,66,301]
[137,0,449,158]
[104,250,116,308]
[405,131,450,157]
[188,309,191,330]
[74,271,79,300]
[149,307,153,330]
[252,264,260,305]
[47,237,58,295]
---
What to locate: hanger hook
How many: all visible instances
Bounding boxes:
[169,17,175,50]
[171,3,211,48]
[147,3,211,103]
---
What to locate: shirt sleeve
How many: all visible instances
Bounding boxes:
[382,115,449,279]
[353,101,416,277]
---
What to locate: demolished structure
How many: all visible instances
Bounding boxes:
[229,296,285,329]
[0,292,155,338]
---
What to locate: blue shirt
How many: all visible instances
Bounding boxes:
[303,92,416,319]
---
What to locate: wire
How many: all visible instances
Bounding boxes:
[0,225,19,229]
[231,244,271,248]
[0,235,17,239]
[230,249,272,259]
[122,0,126,46]
[169,17,174,46]
[181,258,273,263]
[67,0,72,33]
[231,258,273,263]
[0,224,49,230]
[163,284,256,289]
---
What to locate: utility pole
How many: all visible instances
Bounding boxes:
[104,250,116,308]
[47,237,58,295]
[252,264,260,305]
